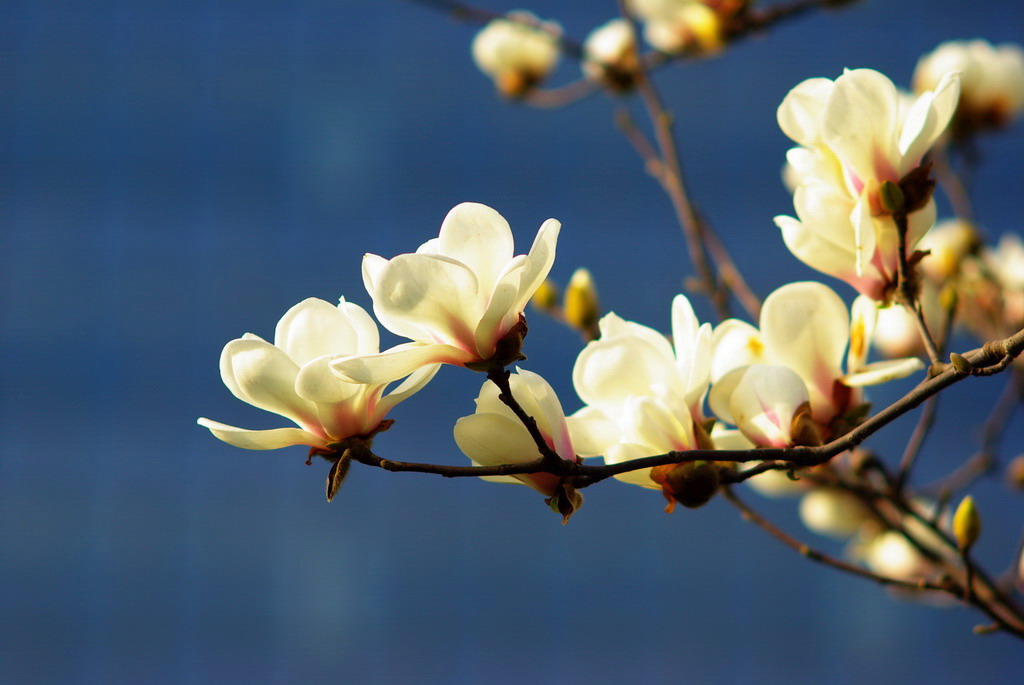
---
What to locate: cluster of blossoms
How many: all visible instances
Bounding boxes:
[201,26,1024,571]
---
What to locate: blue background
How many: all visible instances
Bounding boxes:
[3,1,1024,683]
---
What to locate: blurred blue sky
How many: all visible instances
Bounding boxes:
[3,1,1024,683]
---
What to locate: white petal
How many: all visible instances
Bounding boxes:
[330,342,471,385]
[605,442,660,490]
[622,396,695,452]
[436,202,515,294]
[841,357,924,387]
[573,333,681,407]
[512,368,575,461]
[566,405,621,458]
[761,281,848,413]
[274,297,360,367]
[823,69,901,183]
[475,255,527,358]
[295,354,364,404]
[197,418,326,450]
[337,297,380,355]
[710,319,767,384]
[777,77,835,146]
[378,363,442,414]
[899,71,960,171]
[362,253,388,294]
[847,296,878,373]
[219,337,319,426]
[368,253,483,347]
[725,365,810,448]
[454,412,543,466]
[512,217,561,313]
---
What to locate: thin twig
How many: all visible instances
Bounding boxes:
[722,486,948,592]
[895,395,938,492]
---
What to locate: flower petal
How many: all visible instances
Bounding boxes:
[778,76,835,147]
[197,418,327,450]
[219,337,319,427]
[330,342,471,385]
[274,297,361,367]
[822,69,901,183]
[435,202,515,293]
[512,217,561,313]
[566,405,621,458]
[454,412,543,466]
[841,357,924,387]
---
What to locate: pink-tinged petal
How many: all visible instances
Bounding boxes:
[899,71,960,171]
[337,297,380,355]
[295,355,364,405]
[197,418,327,450]
[475,256,527,358]
[512,217,561,313]
[436,202,515,293]
[761,282,848,416]
[274,297,360,367]
[513,367,576,461]
[710,319,766,383]
[905,199,937,248]
[330,342,471,385]
[368,253,483,347]
[822,69,901,183]
[220,337,319,427]
[566,406,621,459]
[777,76,835,146]
[723,365,810,448]
[841,357,924,387]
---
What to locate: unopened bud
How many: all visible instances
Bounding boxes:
[953,495,981,550]
[531,279,560,311]
[652,461,721,511]
[563,268,601,334]
[879,180,905,214]
[950,352,972,375]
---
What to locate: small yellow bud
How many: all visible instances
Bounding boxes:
[563,268,600,335]
[531,279,560,311]
[952,495,981,550]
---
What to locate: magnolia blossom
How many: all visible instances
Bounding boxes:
[581,19,637,86]
[917,218,979,281]
[331,202,559,385]
[774,69,961,300]
[454,368,578,497]
[471,12,561,97]
[983,232,1024,328]
[198,298,438,450]
[799,489,870,540]
[627,0,725,54]
[709,282,924,447]
[567,295,712,490]
[914,39,1024,133]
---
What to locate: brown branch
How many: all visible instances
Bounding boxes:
[722,486,948,592]
[894,212,942,365]
[895,394,938,492]
[352,327,1024,487]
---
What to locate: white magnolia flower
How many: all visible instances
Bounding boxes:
[581,19,637,83]
[799,489,870,540]
[567,295,712,489]
[914,39,1024,132]
[454,368,578,497]
[472,11,561,97]
[331,202,560,385]
[198,298,439,450]
[709,282,924,446]
[774,69,961,300]
[627,0,724,54]
[917,218,979,281]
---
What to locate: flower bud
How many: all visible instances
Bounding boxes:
[531,278,560,311]
[799,489,869,539]
[563,268,601,336]
[917,219,980,281]
[471,12,561,98]
[952,495,981,550]
[914,40,1024,136]
[581,19,638,89]
[652,461,720,511]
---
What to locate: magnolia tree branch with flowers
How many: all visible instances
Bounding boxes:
[199,0,1024,640]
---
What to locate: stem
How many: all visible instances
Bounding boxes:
[894,212,942,365]
[895,394,938,492]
